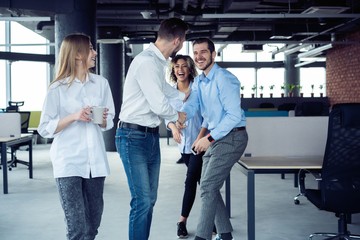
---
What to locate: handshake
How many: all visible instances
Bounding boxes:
[176,111,187,129]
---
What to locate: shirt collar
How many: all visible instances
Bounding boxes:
[148,42,167,63]
[199,63,219,82]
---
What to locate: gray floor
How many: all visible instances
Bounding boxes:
[1,138,359,240]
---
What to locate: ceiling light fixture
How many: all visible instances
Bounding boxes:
[202,13,360,19]
[140,11,152,19]
[297,43,332,58]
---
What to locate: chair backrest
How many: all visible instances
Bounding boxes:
[295,101,328,116]
[258,102,275,108]
[19,111,31,134]
[278,102,296,111]
[6,101,24,112]
[320,103,360,213]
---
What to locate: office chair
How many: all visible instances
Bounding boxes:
[297,103,360,240]
[278,102,296,111]
[258,102,275,108]
[295,101,329,116]
[6,101,24,112]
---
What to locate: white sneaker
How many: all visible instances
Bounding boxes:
[213,234,234,240]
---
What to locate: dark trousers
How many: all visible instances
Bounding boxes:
[180,152,203,218]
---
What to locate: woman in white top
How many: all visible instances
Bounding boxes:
[166,55,208,238]
[38,33,115,240]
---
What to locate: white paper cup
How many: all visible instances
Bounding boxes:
[92,106,105,124]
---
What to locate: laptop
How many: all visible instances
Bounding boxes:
[0,112,21,138]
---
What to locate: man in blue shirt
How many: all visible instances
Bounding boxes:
[181,38,248,240]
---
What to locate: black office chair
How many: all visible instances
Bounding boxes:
[295,101,329,116]
[297,103,360,240]
[278,102,296,111]
[258,102,275,108]
[6,101,24,112]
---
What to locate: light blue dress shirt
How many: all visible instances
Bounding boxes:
[165,82,204,154]
[182,63,246,141]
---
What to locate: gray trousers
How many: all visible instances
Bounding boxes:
[56,176,105,240]
[196,130,248,240]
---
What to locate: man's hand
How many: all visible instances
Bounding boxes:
[193,135,212,153]
[168,122,182,143]
[177,111,186,125]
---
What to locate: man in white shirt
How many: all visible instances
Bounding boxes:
[115,17,188,240]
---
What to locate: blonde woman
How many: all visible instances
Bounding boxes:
[38,33,115,240]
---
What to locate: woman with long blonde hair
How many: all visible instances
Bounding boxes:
[38,33,115,240]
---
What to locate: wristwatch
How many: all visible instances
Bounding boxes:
[207,134,215,143]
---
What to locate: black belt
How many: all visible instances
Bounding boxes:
[231,126,246,132]
[119,121,159,133]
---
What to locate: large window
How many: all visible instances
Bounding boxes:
[0,21,50,110]
[300,67,326,97]
[0,60,6,109]
[10,61,49,110]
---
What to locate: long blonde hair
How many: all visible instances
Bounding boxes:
[51,33,91,86]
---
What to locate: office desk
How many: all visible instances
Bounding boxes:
[0,134,33,194]
[236,156,322,240]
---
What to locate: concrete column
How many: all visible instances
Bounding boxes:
[98,42,124,151]
[54,0,97,56]
[284,54,300,96]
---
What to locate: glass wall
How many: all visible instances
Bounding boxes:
[300,67,326,97]
[0,21,49,110]
[0,21,6,109]
[0,60,6,109]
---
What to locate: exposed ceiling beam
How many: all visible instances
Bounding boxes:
[203,13,360,19]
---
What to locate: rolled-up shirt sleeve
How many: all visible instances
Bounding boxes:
[38,85,61,138]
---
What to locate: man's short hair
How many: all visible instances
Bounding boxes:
[158,18,188,41]
[192,38,215,53]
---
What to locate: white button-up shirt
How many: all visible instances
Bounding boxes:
[38,73,115,178]
[119,43,185,127]
[165,82,204,154]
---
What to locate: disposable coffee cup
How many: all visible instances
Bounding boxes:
[92,106,105,124]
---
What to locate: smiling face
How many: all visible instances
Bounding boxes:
[193,42,216,75]
[86,42,97,69]
[173,58,190,83]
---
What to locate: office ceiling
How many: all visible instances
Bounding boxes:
[1,0,360,55]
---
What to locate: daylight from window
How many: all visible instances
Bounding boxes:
[1,22,326,111]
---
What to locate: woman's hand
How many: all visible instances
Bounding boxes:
[75,106,92,122]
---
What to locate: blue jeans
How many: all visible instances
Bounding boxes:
[56,176,105,240]
[115,127,161,240]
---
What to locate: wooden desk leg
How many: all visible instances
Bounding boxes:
[225,174,231,218]
[248,170,255,240]
[1,142,8,194]
[29,139,33,179]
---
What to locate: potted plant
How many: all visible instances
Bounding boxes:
[288,84,296,97]
[251,84,256,98]
[269,85,275,98]
[311,84,315,97]
[281,85,286,97]
[241,86,245,98]
[319,84,324,97]
[258,85,264,98]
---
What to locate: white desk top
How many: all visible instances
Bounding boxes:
[239,156,323,170]
[0,134,33,143]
